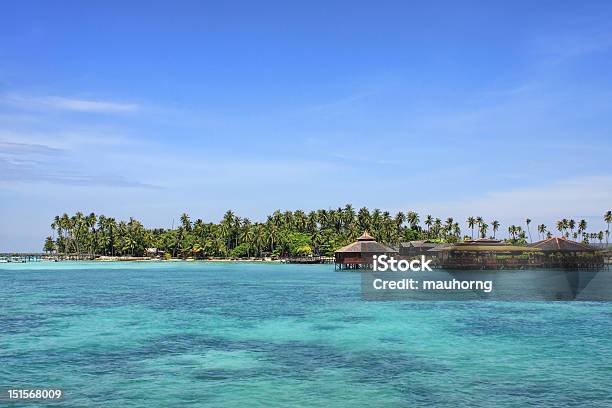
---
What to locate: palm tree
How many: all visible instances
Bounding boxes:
[294,210,307,232]
[381,211,393,243]
[343,204,355,229]
[525,218,532,243]
[86,212,97,258]
[407,211,419,229]
[454,222,461,237]
[556,220,564,237]
[283,210,295,230]
[433,218,442,240]
[442,217,453,240]
[240,226,254,257]
[424,215,433,238]
[605,211,612,245]
[561,218,569,238]
[578,219,587,234]
[467,217,476,239]
[44,236,55,254]
[394,212,405,237]
[51,216,63,255]
[252,224,265,256]
[491,220,499,239]
[180,213,192,231]
[108,217,117,256]
[123,236,137,256]
[508,225,517,241]
[60,213,71,257]
[371,209,382,240]
[266,223,278,252]
[71,211,85,257]
[479,222,488,239]
[568,219,576,240]
[537,224,547,240]
[357,207,371,232]
[475,217,483,238]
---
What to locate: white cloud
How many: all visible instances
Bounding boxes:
[0,129,132,150]
[1,93,140,113]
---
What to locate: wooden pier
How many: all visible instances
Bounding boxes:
[0,253,47,263]
[283,256,334,264]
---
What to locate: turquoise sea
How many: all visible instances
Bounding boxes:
[1,262,611,407]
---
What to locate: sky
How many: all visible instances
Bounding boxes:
[1,0,612,251]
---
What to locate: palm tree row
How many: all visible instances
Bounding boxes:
[43,208,612,258]
[553,217,609,244]
[43,206,453,258]
[467,213,611,245]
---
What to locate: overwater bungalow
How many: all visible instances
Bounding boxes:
[429,239,540,269]
[334,231,397,270]
[429,237,605,269]
[529,237,604,269]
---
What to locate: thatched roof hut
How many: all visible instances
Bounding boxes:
[428,239,540,269]
[528,237,603,268]
[334,231,397,270]
[399,240,439,257]
[530,237,596,253]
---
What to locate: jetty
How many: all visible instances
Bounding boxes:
[283,256,334,264]
[0,253,46,263]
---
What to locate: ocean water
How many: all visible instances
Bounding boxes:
[1,262,611,407]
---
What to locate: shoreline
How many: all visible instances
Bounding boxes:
[83,256,283,263]
[1,254,335,264]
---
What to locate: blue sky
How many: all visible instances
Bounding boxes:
[1,1,612,251]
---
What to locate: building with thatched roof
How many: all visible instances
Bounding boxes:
[399,240,439,258]
[529,237,603,268]
[428,239,540,269]
[427,237,604,269]
[530,237,596,253]
[334,231,397,270]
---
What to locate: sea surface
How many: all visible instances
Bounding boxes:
[1,262,611,407]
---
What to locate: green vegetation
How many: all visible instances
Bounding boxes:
[42,207,612,258]
[43,206,428,258]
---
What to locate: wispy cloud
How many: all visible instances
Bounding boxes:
[0,156,159,188]
[1,93,140,113]
[0,133,156,189]
[0,140,64,155]
[0,129,133,151]
[535,28,612,65]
